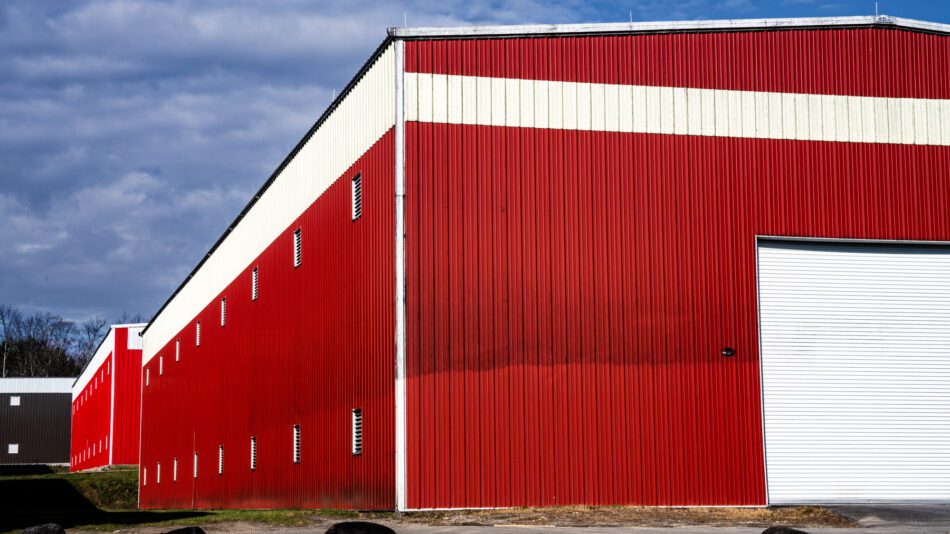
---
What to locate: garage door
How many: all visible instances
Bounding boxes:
[758,239,950,503]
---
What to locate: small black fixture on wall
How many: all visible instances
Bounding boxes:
[721,347,735,357]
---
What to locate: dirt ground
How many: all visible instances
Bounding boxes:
[395,506,857,529]
[77,506,856,533]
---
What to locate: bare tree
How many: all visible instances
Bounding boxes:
[76,316,108,369]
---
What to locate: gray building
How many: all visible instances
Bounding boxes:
[0,378,74,464]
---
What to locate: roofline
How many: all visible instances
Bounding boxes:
[141,14,947,337]
[141,35,395,336]
[73,323,148,387]
[388,15,950,39]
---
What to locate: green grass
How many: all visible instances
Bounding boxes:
[0,467,378,533]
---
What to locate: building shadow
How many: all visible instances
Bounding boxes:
[0,478,208,532]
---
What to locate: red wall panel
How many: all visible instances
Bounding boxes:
[71,354,112,471]
[112,327,143,465]
[139,130,396,510]
[406,28,949,98]
[404,121,950,508]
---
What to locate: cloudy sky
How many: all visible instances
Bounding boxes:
[1,0,947,324]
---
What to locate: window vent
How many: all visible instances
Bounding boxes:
[293,424,301,464]
[8,443,18,454]
[352,174,363,221]
[218,445,224,475]
[143,466,147,486]
[293,228,302,267]
[250,436,257,471]
[352,409,363,456]
[10,396,20,407]
[175,339,180,362]
[252,267,259,301]
[220,297,227,326]
[157,461,161,484]
[193,451,198,479]
[159,355,164,376]
[107,361,110,375]
[146,368,150,387]
[196,321,201,346]
[173,457,178,482]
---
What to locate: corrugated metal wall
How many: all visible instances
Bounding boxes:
[2,393,71,464]
[112,327,143,465]
[71,353,112,471]
[403,28,950,508]
[139,131,396,510]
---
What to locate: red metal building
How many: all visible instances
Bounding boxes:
[139,16,950,510]
[71,324,145,471]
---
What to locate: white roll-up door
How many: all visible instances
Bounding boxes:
[758,239,950,504]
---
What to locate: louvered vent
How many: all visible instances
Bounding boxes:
[293,228,302,267]
[193,451,198,479]
[352,409,363,456]
[175,338,180,361]
[159,355,163,376]
[173,457,178,481]
[196,321,201,346]
[293,424,301,464]
[157,461,161,484]
[250,436,257,471]
[143,466,147,486]
[221,297,227,326]
[352,174,363,221]
[252,267,259,301]
[218,445,224,475]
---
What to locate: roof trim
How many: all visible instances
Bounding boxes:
[388,15,950,39]
[141,36,394,336]
[0,378,75,394]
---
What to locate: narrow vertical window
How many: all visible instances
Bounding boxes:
[176,338,180,362]
[173,457,178,482]
[220,297,227,326]
[250,436,257,471]
[351,174,362,221]
[218,445,224,475]
[159,355,164,376]
[252,267,259,301]
[293,424,301,464]
[143,466,147,486]
[193,451,198,479]
[196,321,201,346]
[146,368,150,387]
[293,228,302,267]
[157,461,161,484]
[352,408,363,456]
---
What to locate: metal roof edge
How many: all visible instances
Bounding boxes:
[387,15,950,38]
[140,35,395,336]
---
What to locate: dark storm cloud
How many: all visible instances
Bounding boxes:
[0,0,597,322]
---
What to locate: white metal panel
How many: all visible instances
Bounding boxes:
[142,45,396,365]
[402,73,950,147]
[72,327,115,397]
[758,239,950,503]
[0,378,74,394]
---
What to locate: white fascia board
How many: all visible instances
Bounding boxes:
[389,16,949,38]
[72,327,115,398]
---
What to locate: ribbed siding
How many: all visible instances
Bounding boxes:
[404,120,950,507]
[403,28,949,509]
[2,392,71,464]
[406,29,949,99]
[759,240,950,503]
[71,352,112,471]
[139,130,396,510]
[112,327,143,465]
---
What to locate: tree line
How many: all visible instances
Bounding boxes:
[0,304,146,378]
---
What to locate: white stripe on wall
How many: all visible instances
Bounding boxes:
[142,45,396,365]
[405,72,950,146]
[0,378,75,394]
